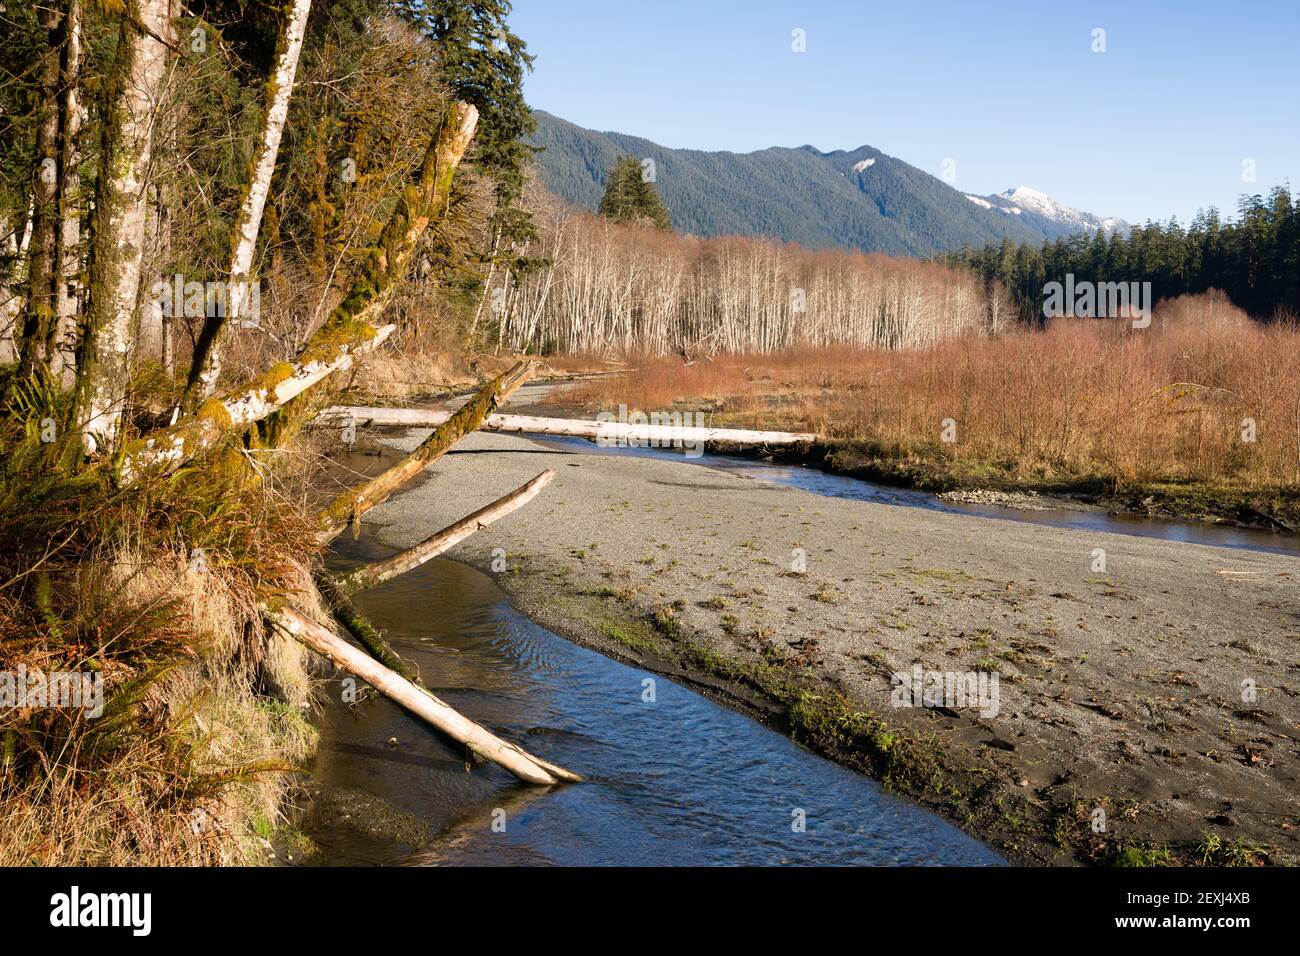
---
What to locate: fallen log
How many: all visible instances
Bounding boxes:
[267,604,574,785]
[316,407,817,445]
[336,469,555,594]
[316,360,535,544]
[315,572,420,683]
[314,468,573,780]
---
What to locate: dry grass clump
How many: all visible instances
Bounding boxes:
[0,550,318,866]
[0,377,325,865]
[566,292,1300,491]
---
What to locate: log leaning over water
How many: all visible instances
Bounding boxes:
[317,576,577,783]
[316,360,536,544]
[316,406,817,446]
[120,324,395,482]
[315,572,421,683]
[267,605,575,785]
[336,469,555,594]
[320,470,554,682]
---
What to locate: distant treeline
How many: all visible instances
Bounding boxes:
[495,201,1011,356]
[943,186,1300,322]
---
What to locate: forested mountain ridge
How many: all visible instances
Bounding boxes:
[529,111,1122,256]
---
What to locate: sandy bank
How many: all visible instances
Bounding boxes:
[358,426,1299,865]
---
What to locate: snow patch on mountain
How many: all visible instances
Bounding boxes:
[973,186,1128,238]
[853,158,876,172]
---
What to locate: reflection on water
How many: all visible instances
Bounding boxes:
[533,435,1300,557]
[305,549,1003,867]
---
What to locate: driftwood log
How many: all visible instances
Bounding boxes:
[316,470,554,692]
[317,406,817,446]
[316,360,536,543]
[336,469,554,594]
[268,605,577,785]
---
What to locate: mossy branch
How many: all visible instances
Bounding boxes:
[118,323,394,483]
[314,572,419,682]
[316,360,535,544]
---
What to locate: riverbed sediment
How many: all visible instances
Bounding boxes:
[347,421,1300,866]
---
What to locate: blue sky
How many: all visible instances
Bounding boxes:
[509,0,1299,225]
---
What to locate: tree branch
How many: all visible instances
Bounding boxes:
[336,469,555,593]
[316,359,534,544]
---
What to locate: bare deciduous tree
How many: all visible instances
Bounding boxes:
[496,208,1001,357]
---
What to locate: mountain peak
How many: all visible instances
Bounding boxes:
[1002,185,1051,204]
[528,112,1125,254]
[981,187,1128,238]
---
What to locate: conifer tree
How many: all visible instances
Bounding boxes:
[396,0,534,204]
[943,185,1299,323]
[598,155,672,231]
[394,1,538,335]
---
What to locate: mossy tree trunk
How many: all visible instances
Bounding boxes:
[18,3,64,376]
[118,323,394,482]
[72,0,174,453]
[316,359,533,543]
[48,0,85,383]
[0,211,33,365]
[321,101,478,335]
[118,102,479,483]
[208,100,480,455]
[181,0,313,413]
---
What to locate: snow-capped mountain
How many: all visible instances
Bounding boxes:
[532,111,1128,255]
[966,186,1128,240]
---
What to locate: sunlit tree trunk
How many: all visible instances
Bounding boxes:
[0,213,31,364]
[181,0,313,413]
[74,0,173,453]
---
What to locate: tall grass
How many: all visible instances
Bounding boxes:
[567,292,1300,490]
[0,370,321,865]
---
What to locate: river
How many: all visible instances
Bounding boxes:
[301,535,1002,866]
